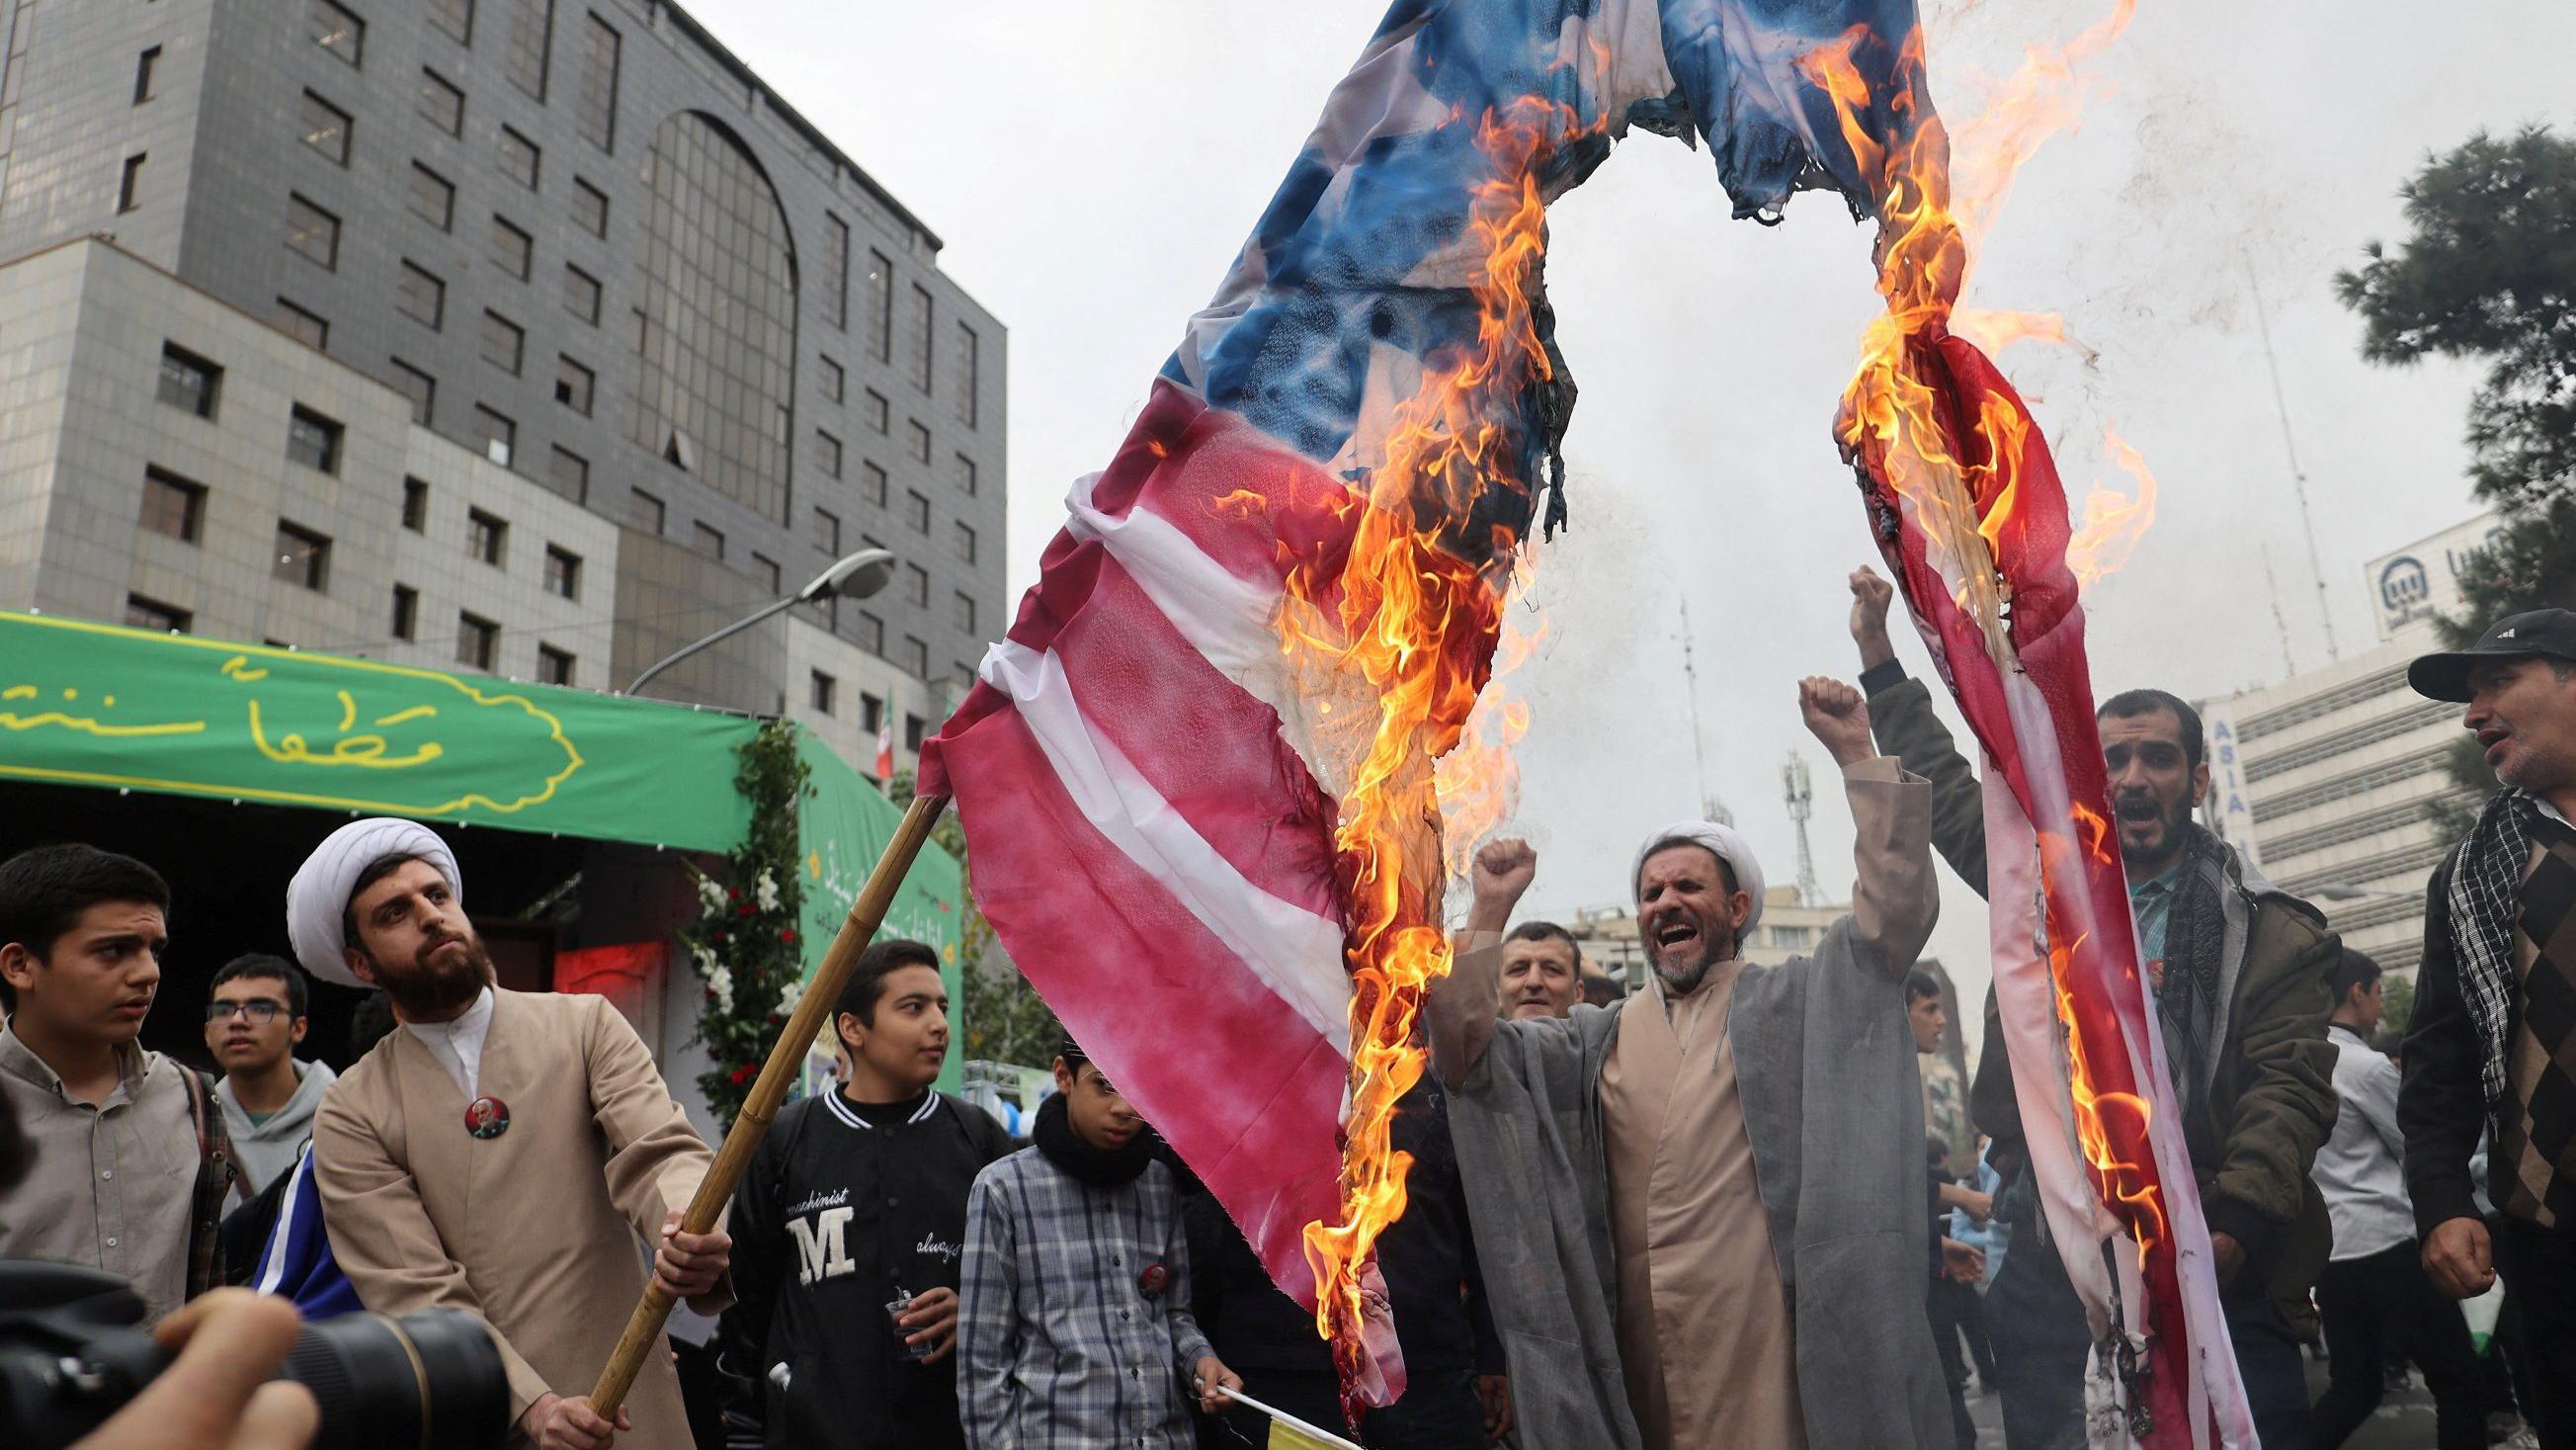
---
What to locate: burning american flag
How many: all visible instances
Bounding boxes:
[924,0,2231,1441]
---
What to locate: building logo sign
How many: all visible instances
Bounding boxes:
[2365,515,2500,641]
[2199,698,2261,870]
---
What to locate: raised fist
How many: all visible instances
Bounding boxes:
[1472,838,1537,911]
[1798,677,1873,767]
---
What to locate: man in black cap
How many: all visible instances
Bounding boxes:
[2399,606,2576,1445]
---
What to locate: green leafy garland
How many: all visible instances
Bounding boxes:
[682,720,811,1128]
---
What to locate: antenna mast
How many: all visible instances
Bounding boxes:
[1679,598,1732,826]
[2245,253,2341,663]
[1783,751,1820,905]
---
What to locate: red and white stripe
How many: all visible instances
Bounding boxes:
[923,380,1372,1310]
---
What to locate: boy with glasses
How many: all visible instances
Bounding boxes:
[203,954,334,1207]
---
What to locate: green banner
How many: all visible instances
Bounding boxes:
[794,733,966,1094]
[0,610,754,852]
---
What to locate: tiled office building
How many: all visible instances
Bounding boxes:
[0,0,1004,772]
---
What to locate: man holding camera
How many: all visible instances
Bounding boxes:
[292,817,731,1450]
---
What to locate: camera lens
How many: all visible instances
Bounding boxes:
[280,1308,508,1450]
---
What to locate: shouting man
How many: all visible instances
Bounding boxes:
[1849,564,2337,1448]
[2401,608,2576,1445]
[1433,677,1951,1450]
[293,817,730,1450]
[721,938,1014,1450]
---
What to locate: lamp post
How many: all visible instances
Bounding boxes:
[623,547,896,696]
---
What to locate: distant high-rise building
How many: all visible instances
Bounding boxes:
[0,0,1005,777]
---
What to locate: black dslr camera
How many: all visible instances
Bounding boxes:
[0,1262,508,1450]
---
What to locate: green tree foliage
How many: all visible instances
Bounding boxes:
[2337,127,2576,517]
[2378,973,2415,1040]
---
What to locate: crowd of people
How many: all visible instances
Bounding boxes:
[2,589,2573,1450]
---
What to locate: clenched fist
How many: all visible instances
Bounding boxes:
[1849,566,1897,669]
[1472,838,1537,913]
[1798,677,1874,768]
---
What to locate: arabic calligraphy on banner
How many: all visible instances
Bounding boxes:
[0,610,753,852]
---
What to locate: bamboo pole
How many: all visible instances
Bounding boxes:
[588,792,951,1415]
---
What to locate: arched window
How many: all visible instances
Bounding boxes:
[628,112,797,521]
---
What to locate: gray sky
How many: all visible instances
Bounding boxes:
[714,0,2573,1051]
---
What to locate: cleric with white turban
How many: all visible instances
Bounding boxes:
[1430,677,1953,1450]
[286,816,460,990]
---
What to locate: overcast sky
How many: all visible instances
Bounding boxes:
[714,0,2572,1050]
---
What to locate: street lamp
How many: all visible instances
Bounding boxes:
[623,547,896,696]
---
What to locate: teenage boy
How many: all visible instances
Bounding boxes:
[0,844,232,1321]
[722,940,1014,1450]
[204,954,335,1207]
[958,1040,1241,1449]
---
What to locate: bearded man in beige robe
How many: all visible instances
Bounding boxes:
[291,817,730,1450]
[1433,678,1953,1450]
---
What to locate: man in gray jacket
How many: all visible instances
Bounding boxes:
[1433,677,1952,1450]
[202,953,334,1207]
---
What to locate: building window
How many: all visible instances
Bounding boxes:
[418,69,464,135]
[466,508,507,566]
[857,611,884,653]
[473,405,515,466]
[118,153,147,212]
[816,430,842,479]
[862,461,887,507]
[287,405,342,473]
[955,591,977,634]
[274,522,331,591]
[546,446,588,502]
[497,126,540,190]
[490,215,533,279]
[903,708,926,747]
[953,453,977,497]
[629,488,665,535]
[554,354,593,414]
[139,468,207,543]
[397,261,445,328]
[505,0,552,99]
[457,612,499,669]
[133,46,161,104]
[563,263,601,324]
[274,299,328,349]
[576,13,619,151]
[811,507,841,554]
[537,645,575,686]
[752,553,782,594]
[408,163,455,229]
[391,584,418,640]
[901,565,930,611]
[693,521,725,560]
[861,693,883,731]
[864,389,888,435]
[908,284,935,393]
[907,420,931,465]
[954,520,977,564]
[955,322,980,428]
[481,310,524,375]
[629,111,799,524]
[572,178,608,236]
[126,595,192,634]
[542,544,581,599]
[403,476,430,532]
[285,194,339,269]
[390,359,436,425]
[819,355,844,403]
[308,0,363,67]
[430,0,472,45]
[905,490,930,535]
[810,670,836,715]
[300,91,351,165]
[819,213,849,329]
[156,344,220,418]
[866,250,892,363]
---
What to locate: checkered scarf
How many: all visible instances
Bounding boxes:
[2447,787,2536,1110]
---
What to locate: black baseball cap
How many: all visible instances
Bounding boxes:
[2406,608,2576,702]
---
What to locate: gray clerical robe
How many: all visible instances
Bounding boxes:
[1434,758,1953,1450]
[314,987,715,1450]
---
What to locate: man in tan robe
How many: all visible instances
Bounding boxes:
[290,817,730,1450]
[1434,678,1953,1450]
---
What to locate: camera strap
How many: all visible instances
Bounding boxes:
[176,1066,236,1299]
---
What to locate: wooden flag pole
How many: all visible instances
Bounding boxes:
[588,791,951,1415]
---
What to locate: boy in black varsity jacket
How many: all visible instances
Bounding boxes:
[719,939,1014,1450]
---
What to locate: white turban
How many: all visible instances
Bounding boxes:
[287,817,462,989]
[1631,820,1767,934]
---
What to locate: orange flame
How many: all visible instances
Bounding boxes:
[1267,99,1574,1389]
[2067,423,2159,593]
